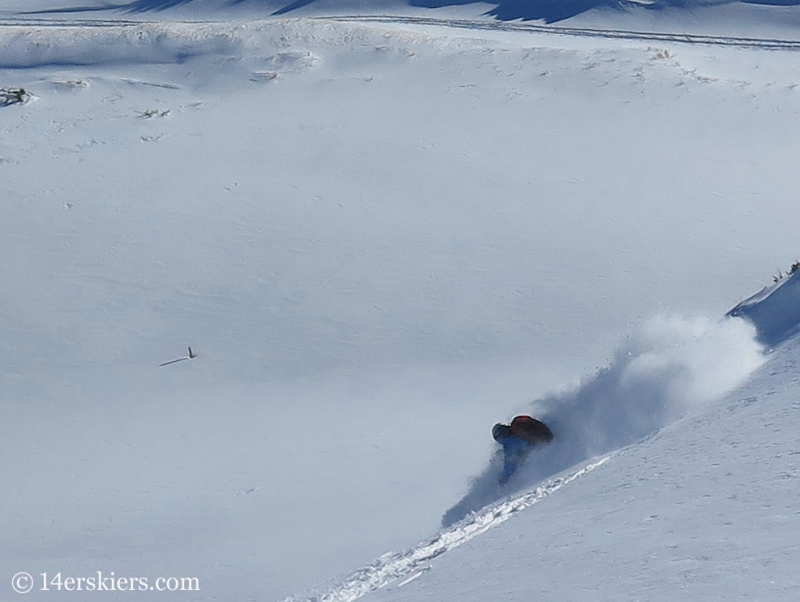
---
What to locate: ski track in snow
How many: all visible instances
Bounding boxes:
[286,455,611,602]
[324,15,800,50]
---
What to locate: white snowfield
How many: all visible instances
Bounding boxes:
[2,2,800,601]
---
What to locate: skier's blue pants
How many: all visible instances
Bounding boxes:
[499,435,532,484]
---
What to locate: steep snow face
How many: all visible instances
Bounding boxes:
[728,270,800,347]
[358,331,800,602]
[298,297,798,602]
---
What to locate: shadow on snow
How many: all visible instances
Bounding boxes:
[25,0,800,24]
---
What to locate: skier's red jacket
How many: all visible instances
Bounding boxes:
[508,415,553,446]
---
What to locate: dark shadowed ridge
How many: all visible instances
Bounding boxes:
[267,0,623,22]
[22,0,800,22]
[30,0,622,20]
[727,270,800,348]
[120,0,196,10]
[20,4,122,13]
[412,0,623,22]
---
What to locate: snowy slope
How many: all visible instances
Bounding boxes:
[292,278,799,602]
[3,4,800,602]
[363,335,800,602]
[728,269,800,347]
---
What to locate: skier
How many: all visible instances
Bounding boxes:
[492,415,553,484]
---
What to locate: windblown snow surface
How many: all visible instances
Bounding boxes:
[2,2,800,601]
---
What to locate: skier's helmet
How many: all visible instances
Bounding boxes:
[492,423,510,442]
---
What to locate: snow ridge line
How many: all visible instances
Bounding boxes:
[286,455,612,602]
[324,15,800,51]
[3,15,800,51]
[4,15,798,52]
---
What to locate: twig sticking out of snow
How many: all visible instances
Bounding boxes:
[137,108,170,119]
[159,346,196,367]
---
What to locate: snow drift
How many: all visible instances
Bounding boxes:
[443,314,765,526]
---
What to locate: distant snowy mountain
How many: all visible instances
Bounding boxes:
[8,0,800,30]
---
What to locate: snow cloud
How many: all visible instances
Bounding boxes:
[443,314,765,526]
